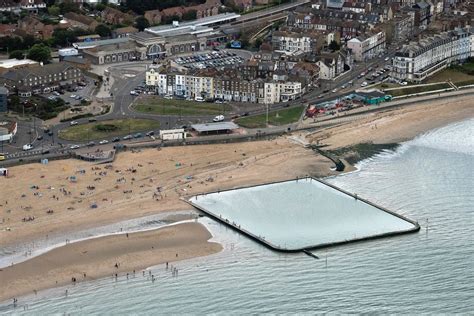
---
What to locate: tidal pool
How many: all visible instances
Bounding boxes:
[188,178,419,250]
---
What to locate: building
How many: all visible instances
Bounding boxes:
[101,7,133,25]
[146,61,306,104]
[191,122,239,135]
[0,63,83,96]
[391,28,472,82]
[64,12,100,31]
[19,0,46,12]
[0,87,8,112]
[144,0,221,25]
[82,42,147,65]
[0,59,38,74]
[271,30,318,54]
[17,16,55,40]
[112,26,138,38]
[0,121,16,143]
[347,31,386,61]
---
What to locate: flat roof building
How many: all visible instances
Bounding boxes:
[191,122,239,134]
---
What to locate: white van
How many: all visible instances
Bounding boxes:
[213,115,225,122]
[195,96,204,102]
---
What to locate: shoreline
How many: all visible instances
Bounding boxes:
[0,94,473,304]
[0,222,222,303]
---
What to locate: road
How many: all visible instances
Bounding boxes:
[0,38,417,161]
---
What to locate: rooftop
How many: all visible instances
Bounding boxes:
[73,37,129,50]
[0,59,38,69]
[145,12,240,36]
[191,121,239,133]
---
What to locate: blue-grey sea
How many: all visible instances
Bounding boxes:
[1,119,473,314]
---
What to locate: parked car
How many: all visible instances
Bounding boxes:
[146,131,155,136]
[70,144,80,149]
[361,82,368,87]
[88,118,97,122]
[213,115,225,122]
[123,135,132,140]
[37,135,43,140]
[99,140,109,145]
[195,96,204,102]
[130,90,139,96]
[112,137,120,142]
[133,133,143,138]
[70,121,78,126]
[87,141,95,147]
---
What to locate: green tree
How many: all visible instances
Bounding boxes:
[135,16,150,31]
[59,1,81,14]
[96,3,106,11]
[328,40,340,51]
[9,50,24,59]
[48,5,60,16]
[27,44,51,63]
[95,24,112,37]
[52,29,78,46]
[182,10,197,21]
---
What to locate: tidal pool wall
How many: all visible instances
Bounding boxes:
[187,177,420,251]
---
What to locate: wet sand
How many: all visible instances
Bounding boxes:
[0,222,221,302]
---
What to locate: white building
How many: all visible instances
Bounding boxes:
[391,28,472,82]
[347,31,386,62]
[279,82,302,102]
[271,31,317,54]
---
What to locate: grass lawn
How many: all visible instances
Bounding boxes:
[426,68,474,84]
[59,119,160,141]
[236,106,304,128]
[454,79,474,87]
[388,83,451,97]
[133,97,232,116]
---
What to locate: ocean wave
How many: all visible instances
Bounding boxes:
[408,119,474,156]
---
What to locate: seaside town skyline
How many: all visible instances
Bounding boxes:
[0,0,473,313]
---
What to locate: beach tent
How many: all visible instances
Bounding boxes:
[0,168,8,177]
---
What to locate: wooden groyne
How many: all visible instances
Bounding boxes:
[310,145,345,172]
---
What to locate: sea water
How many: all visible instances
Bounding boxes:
[1,119,473,314]
[189,178,416,250]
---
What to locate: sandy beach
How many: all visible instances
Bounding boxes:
[0,94,473,302]
[0,222,221,302]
